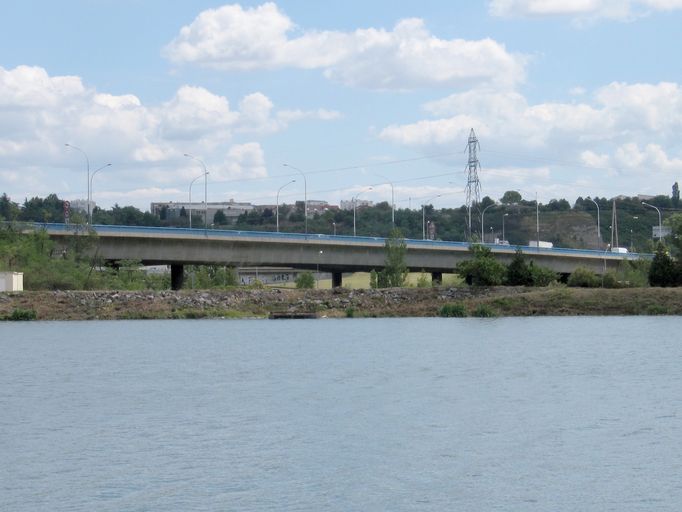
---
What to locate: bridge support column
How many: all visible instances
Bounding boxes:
[332,272,343,288]
[171,264,184,290]
[431,271,443,286]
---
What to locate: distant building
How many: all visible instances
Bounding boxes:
[68,199,95,213]
[150,199,254,224]
[340,199,374,210]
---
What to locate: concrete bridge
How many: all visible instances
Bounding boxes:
[42,223,645,289]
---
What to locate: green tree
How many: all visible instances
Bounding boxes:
[455,245,507,286]
[213,209,228,226]
[500,190,522,205]
[648,243,680,287]
[369,269,378,289]
[382,228,408,287]
[567,267,600,288]
[295,271,315,289]
[506,248,533,286]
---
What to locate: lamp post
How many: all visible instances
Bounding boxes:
[332,222,336,235]
[642,202,662,241]
[283,164,307,234]
[276,179,296,232]
[481,203,497,242]
[490,226,494,243]
[421,194,442,240]
[375,174,395,229]
[89,163,111,224]
[353,187,372,236]
[587,197,601,249]
[188,171,208,229]
[64,143,91,223]
[502,213,509,243]
[317,250,323,288]
[185,154,209,230]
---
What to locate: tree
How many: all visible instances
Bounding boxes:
[500,190,522,205]
[0,193,20,221]
[649,243,680,287]
[673,182,680,207]
[295,271,315,289]
[455,245,507,286]
[506,249,533,286]
[381,228,408,287]
[213,209,228,225]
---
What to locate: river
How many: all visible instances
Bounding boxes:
[2,317,681,511]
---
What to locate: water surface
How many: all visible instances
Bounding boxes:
[2,317,681,511]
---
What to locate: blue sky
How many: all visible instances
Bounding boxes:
[2,0,682,211]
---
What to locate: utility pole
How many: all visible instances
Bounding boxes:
[464,128,482,241]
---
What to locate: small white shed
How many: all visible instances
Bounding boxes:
[0,272,24,292]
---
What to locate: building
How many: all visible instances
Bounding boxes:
[150,199,254,224]
[340,199,374,210]
[0,272,23,292]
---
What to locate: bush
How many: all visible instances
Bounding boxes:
[471,304,498,317]
[7,308,37,321]
[456,245,507,286]
[295,271,315,289]
[416,271,431,288]
[567,267,600,288]
[529,263,558,287]
[507,249,533,286]
[438,303,468,317]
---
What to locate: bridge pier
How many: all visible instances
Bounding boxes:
[332,272,343,288]
[171,264,184,290]
[431,271,443,286]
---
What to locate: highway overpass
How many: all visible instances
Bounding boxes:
[39,223,647,290]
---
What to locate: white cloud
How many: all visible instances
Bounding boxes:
[488,0,682,21]
[379,81,682,198]
[164,3,527,90]
[0,64,339,207]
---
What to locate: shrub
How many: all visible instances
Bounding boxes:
[438,303,468,317]
[649,244,681,287]
[456,245,507,286]
[529,263,558,287]
[471,304,498,317]
[567,267,600,288]
[8,308,37,321]
[345,307,356,318]
[416,271,431,288]
[507,249,533,286]
[295,272,315,289]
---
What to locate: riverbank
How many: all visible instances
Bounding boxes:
[2,286,682,320]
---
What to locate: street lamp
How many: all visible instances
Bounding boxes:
[353,187,372,236]
[642,202,663,241]
[283,164,307,234]
[481,203,497,242]
[421,194,442,240]
[587,197,601,249]
[490,226,494,243]
[276,179,296,232]
[64,143,91,223]
[89,163,111,224]
[332,222,336,235]
[185,154,209,230]
[188,171,208,229]
[375,174,395,229]
[502,213,509,243]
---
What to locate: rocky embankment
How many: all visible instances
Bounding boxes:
[2,286,682,320]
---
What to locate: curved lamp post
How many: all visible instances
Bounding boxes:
[65,143,91,223]
[587,197,601,249]
[353,187,372,237]
[188,171,208,229]
[642,201,663,241]
[283,164,307,234]
[89,163,111,224]
[502,213,509,243]
[375,174,395,229]
[276,179,296,232]
[185,154,209,230]
[481,203,497,242]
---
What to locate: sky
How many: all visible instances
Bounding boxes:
[2,0,682,211]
